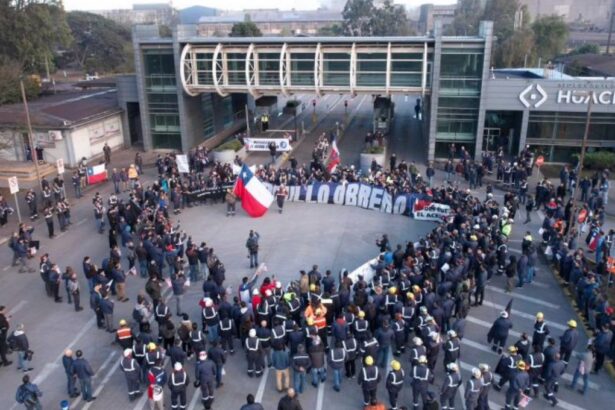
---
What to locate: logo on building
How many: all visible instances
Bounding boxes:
[519,84,548,108]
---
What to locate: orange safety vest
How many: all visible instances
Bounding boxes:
[117,327,132,340]
[314,316,327,330]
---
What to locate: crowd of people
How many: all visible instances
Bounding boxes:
[2,136,615,410]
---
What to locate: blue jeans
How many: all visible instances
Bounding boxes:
[207,323,219,343]
[95,218,105,233]
[377,346,391,368]
[311,367,326,385]
[294,371,306,393]
[139,260,148,278]
[332,368,342,390]
[113,181,120,194]
[249,253,258,267]
[526,266,535,283]
[189,264,199,282]
[74,185,82,198]
[80,377,93,400]
[18,350,29,370]
[570,368,589,394]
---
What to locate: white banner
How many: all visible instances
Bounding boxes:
[244,138,291,152]
[412,200,452,221]
[176,155,190,173]
[348,256,379,284]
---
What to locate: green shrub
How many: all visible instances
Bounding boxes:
[573,151,615,170]
[363,145,385,154]
[214,139,243,152]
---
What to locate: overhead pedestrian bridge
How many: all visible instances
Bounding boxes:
[179,37,447,97]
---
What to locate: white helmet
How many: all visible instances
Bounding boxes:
[479,363,490,372]
[500,311,509,319]
[412,337,423,346]
[249,329,256,338]
[472,367,482,378]
[447,362,459,372]
[447,330,457,339]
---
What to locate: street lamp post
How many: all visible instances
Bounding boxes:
[20,78,42,190]
[567,91,593,238]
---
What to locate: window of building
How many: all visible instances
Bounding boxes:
[202,93,215,138]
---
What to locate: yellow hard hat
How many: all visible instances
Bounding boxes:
[307,317,314,326]
[508,346,517,353]
[536,312,544,320]
[418,355,428,364]
[309,284,316,292]
[391,360,401,371]
[412,285,421,292]
[517,361,526,370]
[119,319,127,326]
[568,319,577,328]
[388,287,397,294]
[147,342,156,351]
[358,311,365,318]
[365,356,374,366]
[406,292,415,300]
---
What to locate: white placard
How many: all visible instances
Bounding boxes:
[176,155,190,173]
[8,176,19,194]
[347,256,379,284]
[244,138,291,152]
[56,158,65,174]
[412,200,452,221]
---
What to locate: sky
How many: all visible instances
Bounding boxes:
[63,0,457,12]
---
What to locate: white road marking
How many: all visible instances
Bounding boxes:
[72,350,119,409]
[3,265,10,271]
[82,351,120,410]
[76,218,87,226]
[457,381,468,410]
[316,379,325,410]
[8,300,27,316]
[537,210,545,220]
[485,285,560,309]
[480,300,568,331]
[255,367,270,403]
[188,387,201,410]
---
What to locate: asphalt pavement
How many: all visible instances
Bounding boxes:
[0,96,613,410]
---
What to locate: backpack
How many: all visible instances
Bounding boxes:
[15,385,33,404]
[132,307,144,323]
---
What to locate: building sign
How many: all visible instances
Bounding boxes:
[520,82,615,108]
[8,176,19,194]
[244,138,291,152]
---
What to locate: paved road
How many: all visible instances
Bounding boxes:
[0,103,613,410]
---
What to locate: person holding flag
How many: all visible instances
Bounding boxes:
[233,164,274,218]
[326,133,341,174]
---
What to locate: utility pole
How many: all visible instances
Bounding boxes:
[567,91,593,239]
[607,12,615,55]
[20,79,42,190]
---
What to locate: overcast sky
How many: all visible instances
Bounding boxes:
[64,0,457,11]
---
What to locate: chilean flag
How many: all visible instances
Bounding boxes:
[233,164,274,218]
[87,164,107,185]
[326,136,341,173]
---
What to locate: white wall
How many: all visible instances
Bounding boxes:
[0,113,125,168]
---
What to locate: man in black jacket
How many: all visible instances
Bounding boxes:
[0,306,12,366]
[277,388,303,410]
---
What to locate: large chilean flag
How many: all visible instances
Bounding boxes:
[233,164,274,217]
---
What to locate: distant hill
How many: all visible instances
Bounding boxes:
[179,6,218,24]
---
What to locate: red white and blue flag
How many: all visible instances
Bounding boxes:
[326,136,341,173]
[87,164,107,185]
[233,164,274,218]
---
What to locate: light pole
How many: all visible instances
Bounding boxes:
[20,78,42,190]
[567,91,593,238]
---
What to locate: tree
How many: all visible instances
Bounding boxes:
[0,62,41,105]
[483,0,521,48]
[570,44,600,55]
[532,15,568,62]
[342,0,375,36]
[229,22,262,37]
[65,11,133,74]
[370,0,410,36]
[495,29,536,68]
[0,0,72,72]
[447,0,483,35]
[317,24,343,36]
